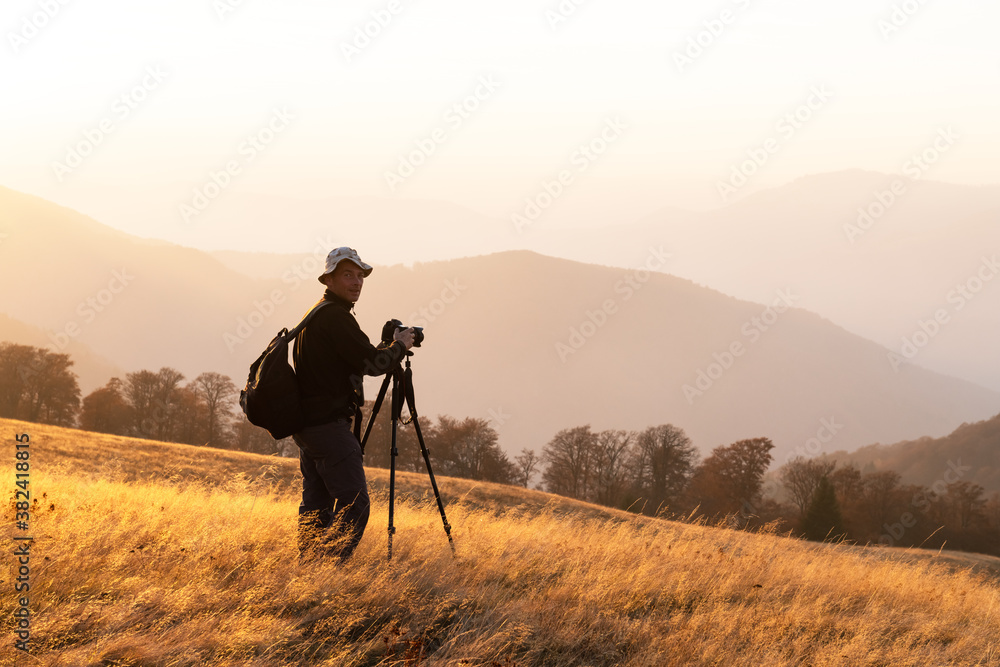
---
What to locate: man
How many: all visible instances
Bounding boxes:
[292,246,414,562]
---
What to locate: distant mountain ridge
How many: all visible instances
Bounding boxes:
[825,412,1000,493]
[205,170,1000,391]
[1,184,998,463]
[0,313,122,394]
[531,169,1000,392]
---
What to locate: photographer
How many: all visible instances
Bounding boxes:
[292,247,414,562]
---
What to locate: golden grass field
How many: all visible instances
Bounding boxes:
[3,417,1000,666]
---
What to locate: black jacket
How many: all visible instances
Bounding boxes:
[293,290,407,426]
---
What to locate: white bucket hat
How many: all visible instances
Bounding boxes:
[318,247,373,283]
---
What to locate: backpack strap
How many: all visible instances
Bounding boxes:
[286,300,333,340]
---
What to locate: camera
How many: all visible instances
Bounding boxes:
[382,319,424,348]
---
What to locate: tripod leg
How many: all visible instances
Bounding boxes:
[402,364,456,557]
[387,367,404,561]
[360,371,392,455]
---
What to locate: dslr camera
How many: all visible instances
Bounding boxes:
[381,319,424,348]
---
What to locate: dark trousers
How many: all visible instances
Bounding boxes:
[292,418,370,562]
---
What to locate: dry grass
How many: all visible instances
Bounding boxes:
[0,418,647,523]
[3,418,1000,666]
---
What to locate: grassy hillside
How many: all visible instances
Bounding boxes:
[3,418,1000,666]
[1,418,616,521]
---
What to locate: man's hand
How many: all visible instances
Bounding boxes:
[393,327,415,350]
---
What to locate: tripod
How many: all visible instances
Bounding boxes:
[360,353,455,561]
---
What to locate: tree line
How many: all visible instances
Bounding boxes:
[0,343,80,426]
[0,342,273,452]
[780,457,1000,555]
[4,341,998,557]
[536,423,775,523]
[534,420,1000,556]
[0,343,525,471]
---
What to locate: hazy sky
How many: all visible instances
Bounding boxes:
[2,0,998,251]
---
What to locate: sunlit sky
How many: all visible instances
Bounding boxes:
[2,0,998,251]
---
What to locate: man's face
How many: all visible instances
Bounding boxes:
[324,261,365,303]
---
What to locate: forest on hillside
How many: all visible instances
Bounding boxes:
[825,417,1000,491]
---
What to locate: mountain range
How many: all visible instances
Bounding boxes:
[201,170,1000,392]
[1,179,997,463]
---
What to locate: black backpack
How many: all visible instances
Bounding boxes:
[239,301,331,440]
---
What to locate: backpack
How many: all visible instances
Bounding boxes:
[239,301,331,440]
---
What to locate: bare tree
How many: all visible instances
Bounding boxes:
[513,448,539,488]
[632,424,697,513]
[945,481,987,531]
[541,426,597,499]
[592,430,634,507]
[860,470,903,535]
[124,367,186,441]
[801,475,846,541]
[780,457,836,517]
[830,464,863,499]
[123,369,157,437]
[191,372,238,447]
[169,385,206,446]
[829,463,865,530]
